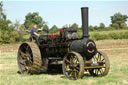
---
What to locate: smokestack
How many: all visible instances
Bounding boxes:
[81,7,89,38]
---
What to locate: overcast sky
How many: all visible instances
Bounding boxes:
[2,0,128,28]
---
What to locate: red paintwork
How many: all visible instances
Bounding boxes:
[49,34,59,39]
[60,28,63,32]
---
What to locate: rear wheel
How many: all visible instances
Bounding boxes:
[62,51,84,80]
[17,42,42,74]
[88,51,110,76]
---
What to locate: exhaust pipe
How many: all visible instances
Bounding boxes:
[81,7,89,38]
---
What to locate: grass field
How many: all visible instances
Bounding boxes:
[0,40,128,85]
[90,29,128,34]
[77,29,128,38]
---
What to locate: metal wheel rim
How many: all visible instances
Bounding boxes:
[18,44,33,73]
[89,51,110,76]
[63,52,84,80]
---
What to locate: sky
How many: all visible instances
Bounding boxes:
[2,0,128,28]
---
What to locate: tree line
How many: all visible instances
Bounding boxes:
[23,11,128,33]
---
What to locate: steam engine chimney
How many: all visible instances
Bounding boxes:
[81,7,89,38]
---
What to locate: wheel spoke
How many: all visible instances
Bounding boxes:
[69,71,73,77]
[102,59,105,61]
[19,60,26,65]
[74,63,79,67]
[75,66,80,70]
[89,51,110,77]
[29,60,33,65]
[20,51,29,58]
[24,45,29,51]
[26,46,29,51]
[96,55,99,61]
[73,58,79,64]
[63,52,84,80]
[99,69,103,75]
[96,69,98,75]
[94,55,97,61]
[22,67,26,72]
[65,66,71,72]
[74,71,77,79]
[65,59,71,64]
[98,53,101,61]
[70,55,74,63]
[74,69,79,72]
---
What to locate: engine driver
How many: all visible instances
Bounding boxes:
[30,24,40,41]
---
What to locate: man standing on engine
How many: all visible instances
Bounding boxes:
[30,24,40,41]
[31,24,40,37]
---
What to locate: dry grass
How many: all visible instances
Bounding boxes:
[0,40,128,85]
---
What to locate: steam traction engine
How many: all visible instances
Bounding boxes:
[17,7,110,80]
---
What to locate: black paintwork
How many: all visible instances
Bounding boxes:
[34,7,97,62]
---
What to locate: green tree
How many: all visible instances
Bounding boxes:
[111,23,120,29]
[50,25,58,33]
[99,23,105,29]
[120,23,127,29]
[71,23,79,30]
[0,1,23,43]
[24,12,45,29]
[14,20,20,30]
[0,2,5,20]
[0,1,12,31]
[93,26,99,30]
[89,25,94,31]
[43,24,49,33]
[62,24,68,28]
[19,24,26,31]
[111,13,128,28]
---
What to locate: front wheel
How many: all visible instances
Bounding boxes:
[88,51,110,77]
[62,51,84,80]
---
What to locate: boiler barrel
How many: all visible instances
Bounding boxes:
[70,38,97,60]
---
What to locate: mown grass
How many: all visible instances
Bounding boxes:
[0,40,128,85]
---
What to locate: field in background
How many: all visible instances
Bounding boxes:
[77,29,128,41]
[90,29,128,34]
[0,40,128,85]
